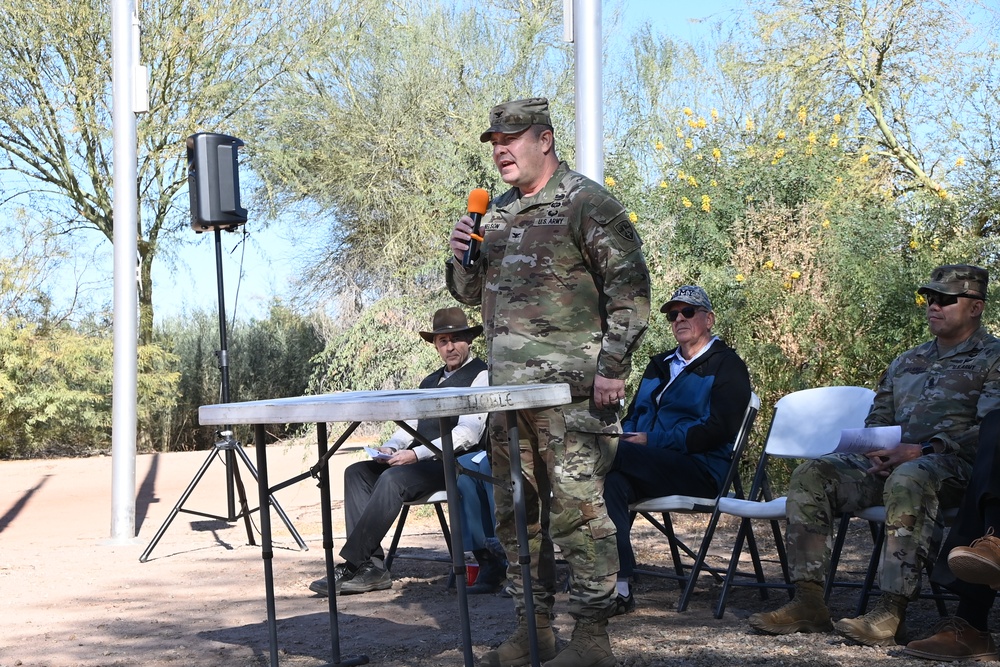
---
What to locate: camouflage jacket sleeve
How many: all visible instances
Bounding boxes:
[445,256,484,307]
[575,192,651,380]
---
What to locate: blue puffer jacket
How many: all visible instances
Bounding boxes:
[621,338,752,488]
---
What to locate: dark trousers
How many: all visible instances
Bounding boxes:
[603,441,719,579]
[931,409,1000,608]
[339,458,445,568]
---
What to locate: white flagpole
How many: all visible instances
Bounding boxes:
[568,0,604,183]
[109,0,140,541]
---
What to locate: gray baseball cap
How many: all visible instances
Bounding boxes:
[660,285,713,313]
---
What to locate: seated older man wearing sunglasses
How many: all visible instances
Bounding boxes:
[603,285,752,614]
[750,264,1000,654]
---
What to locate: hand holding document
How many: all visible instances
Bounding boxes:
[834,425,902,455]
[364,446,393,461]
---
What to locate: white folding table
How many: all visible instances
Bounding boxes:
[199,383,572,667]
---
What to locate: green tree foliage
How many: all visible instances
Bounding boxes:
[251,0,574,305]
[602,0,1000,487]
[0,217,180,458]
[5,0,1000,466]
[155,302,325,449]
[0,0,302,343]
[0,321,180,459]
[0,322,111,457]
[750,0,992,196]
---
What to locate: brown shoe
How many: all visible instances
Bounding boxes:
[834,593,908,647]
[903,617,999,662]
[948,532,1000,589]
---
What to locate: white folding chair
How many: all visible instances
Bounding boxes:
[384,490,456,585]
[713,386,875,618]
[628,392,761,613]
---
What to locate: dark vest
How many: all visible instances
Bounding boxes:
[412,358,488,452]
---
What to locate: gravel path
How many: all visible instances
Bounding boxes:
[0,443,994,666]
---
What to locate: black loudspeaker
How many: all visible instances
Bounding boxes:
[188,133,249,232]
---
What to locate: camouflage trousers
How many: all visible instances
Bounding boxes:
[488,396,620,621]
[786,452,970,599]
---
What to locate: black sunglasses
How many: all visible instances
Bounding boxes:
[666,306,702,322]
[925,292,984,308]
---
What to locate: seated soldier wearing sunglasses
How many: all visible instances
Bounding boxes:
[750,265,1000,651]
[603,285,752,614]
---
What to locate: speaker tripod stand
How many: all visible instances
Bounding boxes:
[139,227,307,562]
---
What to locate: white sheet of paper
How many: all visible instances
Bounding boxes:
[364,446,392,460]
[834,425,902,454]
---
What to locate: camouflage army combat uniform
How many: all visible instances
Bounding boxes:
[787,325,1000,599]
[446,161,651,622]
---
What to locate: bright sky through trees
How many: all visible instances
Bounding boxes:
[62,0,739,323]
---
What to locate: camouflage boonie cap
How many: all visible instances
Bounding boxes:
[660,285,713,313]
[479,97,552,142]
[917,264,989,299]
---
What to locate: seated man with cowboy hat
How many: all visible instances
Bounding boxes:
[308,307,501,596]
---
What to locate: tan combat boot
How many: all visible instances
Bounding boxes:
[747,581,833,635]
[542,618,615,667]
[834,592,908,646]
[480,613,557,667]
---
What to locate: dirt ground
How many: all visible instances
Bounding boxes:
[1,435,995,667]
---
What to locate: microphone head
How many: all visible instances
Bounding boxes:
[467,188,490,215]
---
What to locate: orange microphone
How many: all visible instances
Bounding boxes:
[462,188,490,268]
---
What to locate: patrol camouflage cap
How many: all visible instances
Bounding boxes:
[418,307,483,343]
[660,285,713,313]
[917,264,989,299]
[479,97,552,142]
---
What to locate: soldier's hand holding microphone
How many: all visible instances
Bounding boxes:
[450,189,489,266]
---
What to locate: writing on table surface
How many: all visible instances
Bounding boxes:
[466,392,515,411]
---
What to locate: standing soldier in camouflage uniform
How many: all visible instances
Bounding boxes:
[750,265,1000,648]
[447,97,650,667]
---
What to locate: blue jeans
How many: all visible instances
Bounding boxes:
[457,451,497,552]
